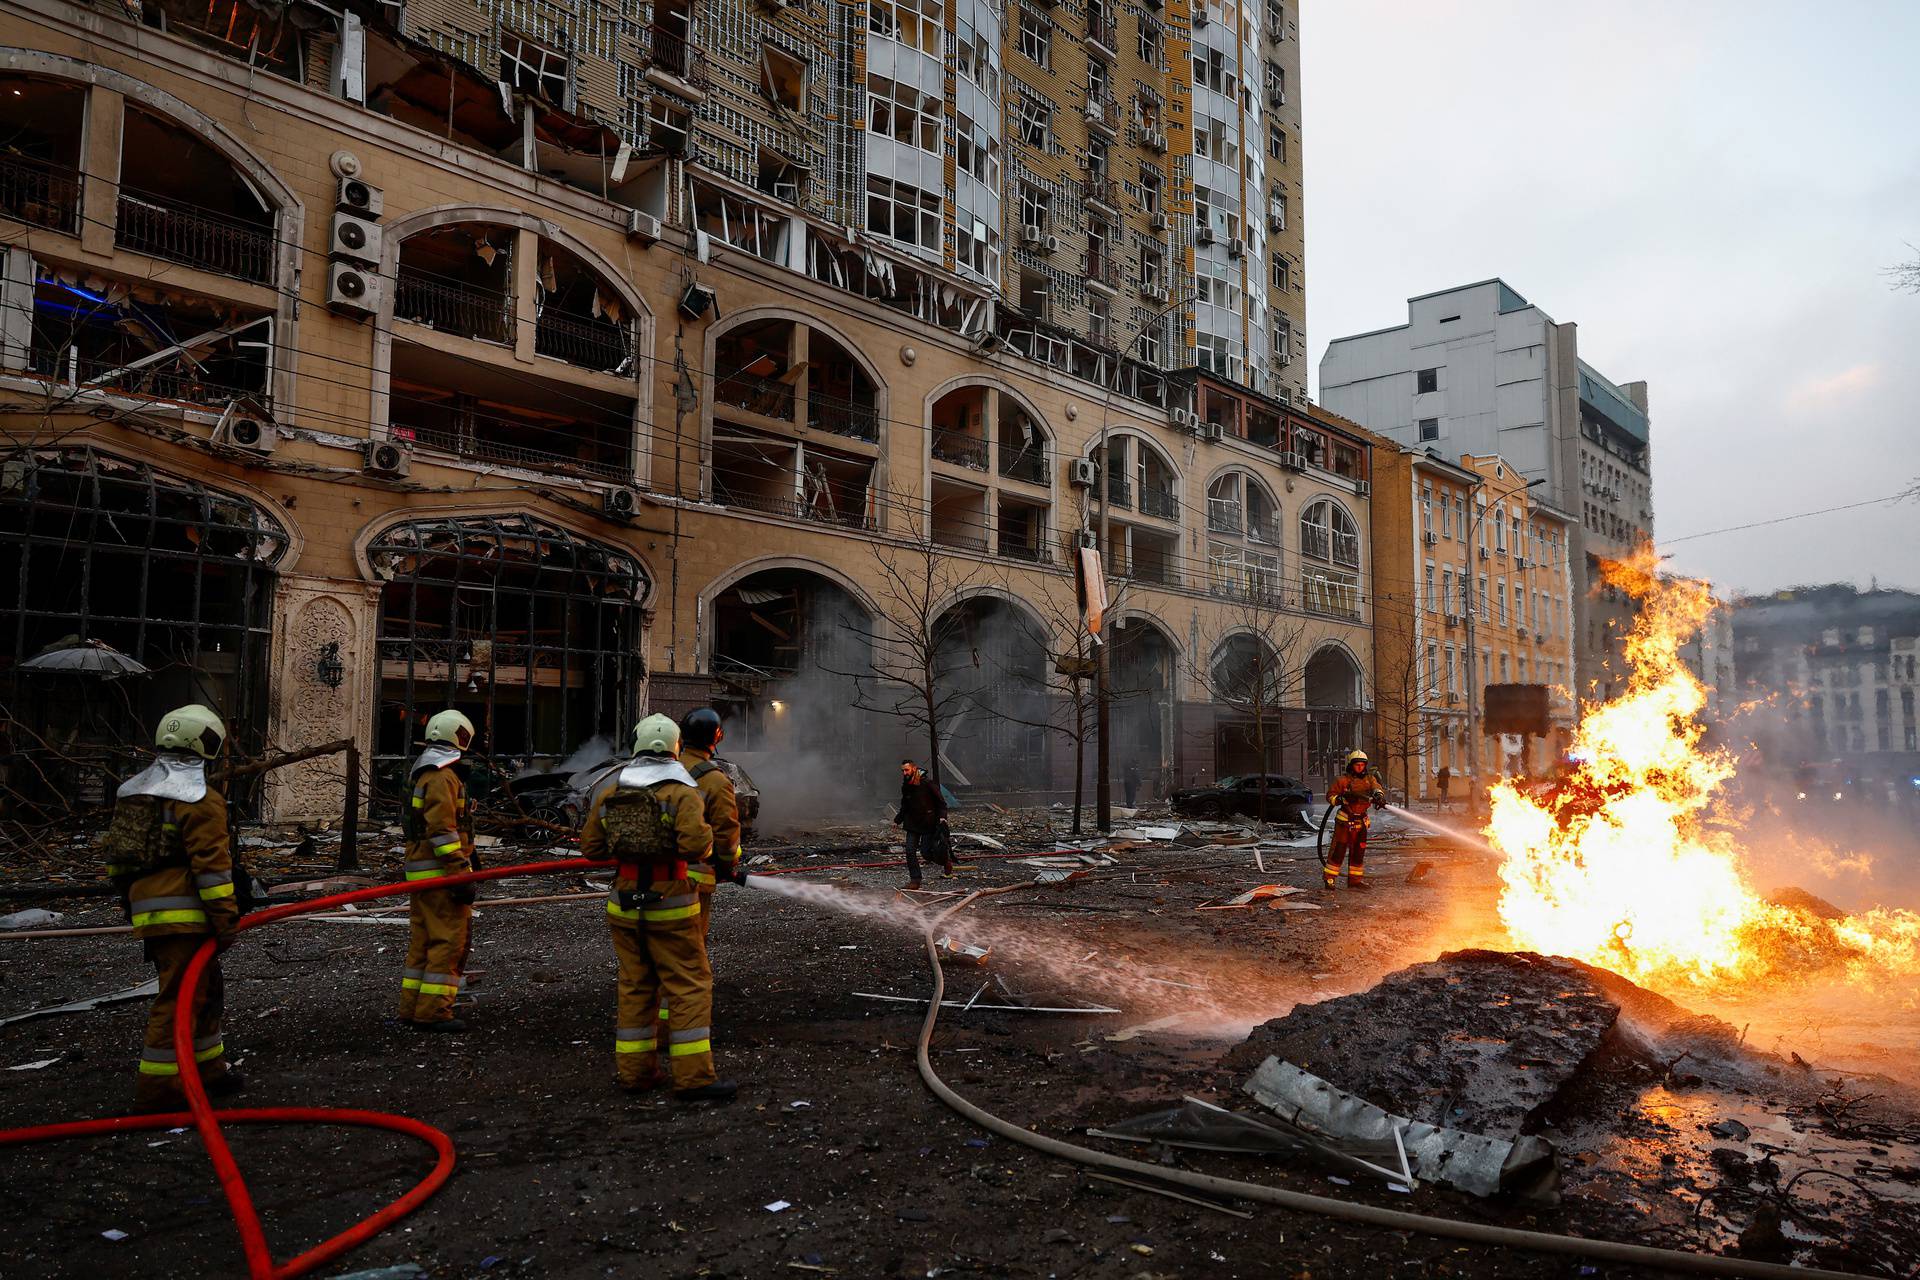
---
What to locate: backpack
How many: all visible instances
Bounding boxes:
[102,795,180,885]
[601,784,679,864]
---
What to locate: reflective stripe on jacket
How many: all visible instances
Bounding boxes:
[581,771,712,928]
[126,786,237,941]
[407,765,474,880]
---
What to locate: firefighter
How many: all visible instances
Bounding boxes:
[105,704,245,1112]
[677,707,741,941]
[398,710,478,1032]
[1324,749,1386,890]
[582,714,736,1103]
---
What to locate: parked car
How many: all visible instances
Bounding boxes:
[1168,774,1312,824]
[504,755,762,836]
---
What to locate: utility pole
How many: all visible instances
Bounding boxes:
[670,325,697,673]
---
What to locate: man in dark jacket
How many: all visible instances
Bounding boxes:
[893,760,951,890]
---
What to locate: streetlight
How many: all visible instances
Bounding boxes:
[1090,292,1200,832]
[1463,474,1546,811]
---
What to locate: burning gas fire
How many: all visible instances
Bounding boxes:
[1488,550,1920,991]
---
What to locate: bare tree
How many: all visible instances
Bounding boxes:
[1191,582,1311,822]
[1887,242,1920,294]
[820,514,984,794]
[1369,628,1442,802]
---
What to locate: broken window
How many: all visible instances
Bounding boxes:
[0,75,85,234]
[0,447,288,814]
[1017,8,1051,67]
[369,515,647,803]
[140,0,307,81]
[117,108,275,284]
[389,341,634,478]
[500,32,569,103]
[1016,93,1050,147]
[761,44,807,111]
[867,75,942,153]
[26,266,272,408]
[532,242,635,374]
[865,176,941,251]
[647,98,690,154]
[396,224,515,345]
[1137,15,1162,64]
[868,0,944,54]
[1018,184,1051,232]
[1140,166,1163,214]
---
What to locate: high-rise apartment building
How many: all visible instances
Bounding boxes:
[1319,280,1651,702]
[0,0,1358,822]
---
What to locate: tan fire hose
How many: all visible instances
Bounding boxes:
[913,888,1874,1280]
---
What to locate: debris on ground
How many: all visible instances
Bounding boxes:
[0,910,65,930]
[0,977,160,1028]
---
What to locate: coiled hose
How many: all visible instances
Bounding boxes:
[913,889,1873,1280]
[0,857,611,1279]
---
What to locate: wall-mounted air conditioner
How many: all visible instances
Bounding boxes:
[336,175,383,218]
[326,261,380,318]
[602,487,643,520]
[625,210,662,243]
[212,400,278,457]
[363,439,411,478]
[1068,457,1098,488]
[329,212,382,265]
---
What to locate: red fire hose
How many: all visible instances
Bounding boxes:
[0,857,611,1279]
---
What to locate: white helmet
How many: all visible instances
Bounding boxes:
[633,713,680,757]
[424,709,476,750]
[155,704,227,760]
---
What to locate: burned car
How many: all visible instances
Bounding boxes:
[1168,774,1312,824]
[504,755,761,836]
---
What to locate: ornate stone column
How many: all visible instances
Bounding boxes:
[263,575,381,824]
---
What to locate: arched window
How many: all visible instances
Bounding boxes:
[368,515,648,799]
[928,383,1054,561]
[1299,499,1360,618]
[0,447,289,810]
[1210,633,1284,709]
[1205,470,1281,602]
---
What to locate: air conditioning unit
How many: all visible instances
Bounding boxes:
[1267,84,1284,108]
[1195,226,1216,246]
[1278,450,1306,471]
[329,212,382,265]
[1423,530,1438,546]
[1149,211,1170,233]
[363,438,411,478]
[336,175,383,219]
[1268,210,1285,232]
[1144,128,1167,152]
[1021,225,1045,247]
[1043,234,1061,253]
[1142,281,1170,302]
[1193,8,1209,26]
[1170,408,1199,432]
[212,400,277,456]
[602,486,643,520]
[1200,420,1224,442]
[326,261,380,318]
[1478,546,1490,560]
[1068,457,1098,488]
[1355,479,1371,498]
[1228,237,1245,258]
[1084,101,1105,123]
[625,210,662,243]
[1516,555,1530,569]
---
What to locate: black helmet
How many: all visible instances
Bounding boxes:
[681,707,723,751]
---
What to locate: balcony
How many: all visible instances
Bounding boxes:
[998,442,1048,485]
[400,423,629,481]
[534,308,634,374]
[1084,176,1118,212]
[1138,486,1180,521]
[116,191,273,284]
[0,154,81,234]
[647,24,712,91]
[934,528,989,553]
[998,535,1053,564]
[719,488,877,531]
[396,268,514,345]
[1104,473,1132,509]
[716,372,796,422]
[808,401,879,443]
[1086,249,1122,294]
[932,428,988,470]
[1087,9,1118,55]
[1207,499,1244,536]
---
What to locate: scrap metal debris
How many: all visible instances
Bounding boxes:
[0,977,160,1028]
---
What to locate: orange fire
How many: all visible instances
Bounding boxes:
[1487,549,1920,991]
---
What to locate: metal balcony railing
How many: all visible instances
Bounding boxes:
[1130,558,1179,587]
[715,372,796,421]
[1104,474,1131,509]
[933,528,989,553]
[998,443,1047,485]
[30,351,265,409]
[395,267,514,345]
[1087,9,1118,50]
[647,24,712,90]
[1207,498,1244,535]
[1084,176,1118,210]
[534,308,634,373]
[0,154,81,234]
[399,423,629,480]
[998,536,1053,564]
[1086,250,1122,291]
[715,486,877,531]
[116,190,274,284]
[807,401,879,442]
[1248,513,1282,546]
[931,428,988,469]
[1139,485,1179,521]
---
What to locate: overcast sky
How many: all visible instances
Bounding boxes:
[1302,0,1920,598]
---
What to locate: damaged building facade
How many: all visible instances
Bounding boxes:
[0,0,1364,821]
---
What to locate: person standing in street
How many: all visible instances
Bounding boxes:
[677,707,741,940]
[105,704,246,1111]
[398,710,477,1032]
[1324,750,1386,891]
[584,714,734,1102]
[1435,764,1452,810]
[1123,758,1142,809]
[893,760,950,890]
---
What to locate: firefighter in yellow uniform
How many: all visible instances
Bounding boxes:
[582,714,736,1103]
[398,710,478,1032]
[1324,749,1386,890]
[105,704,246,1112]
[677,708,741,941]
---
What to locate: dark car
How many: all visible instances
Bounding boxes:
[1168,774,1312,824]
[504,756,762,836]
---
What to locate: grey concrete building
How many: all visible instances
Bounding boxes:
[1319,279,1651,699]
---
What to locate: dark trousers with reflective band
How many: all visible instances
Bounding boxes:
[1325,815,1369,882]
[610,910,714,1091]
[135,934,227,1107]
[399,884,471,1023]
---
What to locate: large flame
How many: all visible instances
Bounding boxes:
[1488,549,1920,991]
